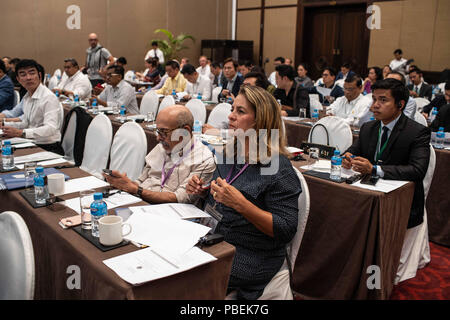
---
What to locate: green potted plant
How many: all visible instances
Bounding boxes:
[151,29,195,62]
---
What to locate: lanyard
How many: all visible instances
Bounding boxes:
[225,164,249,185]
[161,142,195,190]
[376,126,389,162]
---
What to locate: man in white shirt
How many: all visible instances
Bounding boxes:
[327,75,372,127]
[91,65,139,115]
[53,58,92,100]
[180,64,212,101]
[389,49,409,76]
[1,59,63,154]
[144,41,165,65]
[196,56,214,82]
[268,57,285,87]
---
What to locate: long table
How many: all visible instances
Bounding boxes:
[0,147,235,299]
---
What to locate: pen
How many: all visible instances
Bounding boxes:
[130,241,148,249]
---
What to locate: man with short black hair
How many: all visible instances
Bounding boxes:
[268,56,285,87]
[336,62,356,81]
[84,33,115,87]
[210,62,223,88]
[145,41,165,64]
[156,60,187,95]
[406,68,432,101]
[422,81,450,118]
[91,65,139,114]
[309,67,345,106]
[389,49,410,76]
[1,59,63,154]
[0,59,15,112]
[180,64,212,101]
[273,64,310,117]
[54,58,92,100]
[386,71,416,119]
[243,72,270,90]
[219,58,243,100]
[115,57,127,68]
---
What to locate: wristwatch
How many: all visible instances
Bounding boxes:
[136,186,144,198]
[371,165,378,176]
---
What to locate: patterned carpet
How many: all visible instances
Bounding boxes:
[390,242,450,300]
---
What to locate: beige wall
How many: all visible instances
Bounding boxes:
[0,0,232,75]
[368,0,450,72]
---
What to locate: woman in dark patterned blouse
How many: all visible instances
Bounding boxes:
[187,85,302,299]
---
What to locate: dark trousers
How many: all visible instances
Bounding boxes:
[37,142,65,156]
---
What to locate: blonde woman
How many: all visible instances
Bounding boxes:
[187,85,301,299]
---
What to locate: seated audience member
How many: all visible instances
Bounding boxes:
[53,58,92,100]
[343,78,430,229]
[180,57,189,70]
[336,62,355,81]
[1,59,63,154]
[326,75,372,126]
[362,66,382,95]
[382,65,392,79]
[144,41,165,64]
[91,65,139,114]
[386,71,416,119]
[115,56,127,68]
[104,105,216,204]
[309,67,345,106]
[210,62,224,88]
[430,102,450,132]
[274,64,310,117]
[295,63,313,89]
[0,59,15,112]
[389,49,411,76]
[197,55,214,82]
[2,57,15,85]
[6,57,22,89]
[187,85,301,300]
[238,60,253,77]
[422,81,450,118]
[268,57,285,87]
[156,60,187,96]
[406,68,432,101]
[219,58,244,101]
[136,57,161,85]
[285,58,293,66]
[180,63,212,101]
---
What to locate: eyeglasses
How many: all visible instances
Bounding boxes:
[156,127,179,138]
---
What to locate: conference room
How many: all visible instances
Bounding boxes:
[0,0,448,306]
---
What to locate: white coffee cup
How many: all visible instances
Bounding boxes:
[98,215,132,246]
[47,173,65,196]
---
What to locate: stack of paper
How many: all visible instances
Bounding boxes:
[129,203,211,220]
[63,176,109,195]
[352,179,409,193]
[15,151,63,164]
[65,191,141,213]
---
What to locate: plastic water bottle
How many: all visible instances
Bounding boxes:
[435,127,445,149]
[330,150,342,181]
[1,140,14,170]
[74,94,80,107]
[90,192,108,238]
[92,98,98,114]
[227,97,233,104]
[370,116,375,121]
[34,167,49,204]
[197,93,202,100]
[172,89,178,102]
[429,107,438,124]
[55,91,59,97]
[312,109,319,122]
[193,120,202,141]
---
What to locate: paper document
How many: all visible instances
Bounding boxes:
[103,246,217,285]
[15,151,63,164]
[287,147,303,154]
[301,160,331,172]
[316,86,332,97]
[283,116,303,122]
[7,137,35,145]
[12,142,36,149]
[37,158,68,166]
[352,179,409,193]
[63,176,109,195]
[129,203,212,220]
[65,191,141,214]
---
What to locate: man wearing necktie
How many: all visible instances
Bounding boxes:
[342,78,430,229]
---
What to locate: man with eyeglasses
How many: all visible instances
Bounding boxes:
[83,33,115,87]
[90,65,139,115]
[219,58,244,101]
[103,105,216,204]
[53,58,92,100]
[309,67,344,106]
[326,75,372,126]
[0,59,64,154]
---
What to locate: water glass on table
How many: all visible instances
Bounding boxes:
[24,161,37,194]
[146,112,155,123]
[309,147,320,169]
[299,108,307,119]
[79,189,96,230]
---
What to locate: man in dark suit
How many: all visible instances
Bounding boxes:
[336,62,356,81]
[406,68,432,101]
[308,67,345,106]
[343,78,430,229]
[430,103,450,132]
[219,58,244,101]
[422,81,450,118]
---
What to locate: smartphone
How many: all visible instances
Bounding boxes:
[102,169,119,177]
[360,174,379,186]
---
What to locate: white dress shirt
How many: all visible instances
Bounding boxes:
[186,75,212,100]
[8,84,63,144]
[268,71,277,88]
[326,94,372,126]
[144,48,165,64]
[389,58,408,75]
[98,80,139,114]
[196,65,214,82]
[55,70,92,100]
[374,113,402,177]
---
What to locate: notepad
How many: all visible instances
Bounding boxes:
[62,176,109,195]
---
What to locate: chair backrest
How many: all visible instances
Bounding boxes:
[207,103,231,128]
[309,94,323,113]
[14,90,20,106]
[80,113,113,179]
[48,75,59,91]
[414,111,428,127]
[0,211,35,300]
[414,97,430,113]
[211,86,222,103]
[185,99,206,123]
[158,95,175,114]
[61,111,77,161]
[139,90,159,115]
[308,116,353,152]
[423,145,436,199]
[109,122,147,181]
[53,68,62,78]
[124,70,135,82]
[438,82,445,93]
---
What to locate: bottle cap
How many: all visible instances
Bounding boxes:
[439,127,444,131]
[36,167,44,173]
[94,192,103,200]
[334,150,340,156]
[3,140,11,145]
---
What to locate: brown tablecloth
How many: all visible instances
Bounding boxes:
[426,149,450,247]
[0,147,235,299]
[291,159,415,299]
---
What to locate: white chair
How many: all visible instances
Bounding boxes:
[14,90,20,106]
[109,122,147,181]
[414,112,428,127]
[124,70,135,82]
[211,86,223,103]
[308,116,353,152]
[61,111,77,161]
[207,103,232,128]
[47,76,59,91]
[185,99,206,123]
[80,113,113,179]
[0,211,35,300]
[438,82,445,93]
[139,90,159,116]
[395,146,435,284]
[309,94,323,114]
[414,97,430,113]
[158,95,175,114]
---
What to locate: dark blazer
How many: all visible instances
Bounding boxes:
[220,74,244,99]
[407,83,433,101]
[345,113,431,228]
[274,81,311,117]
[0,74,15,112]
[336,70,356,81]
[431,103,450,132]
[422,94,447,115]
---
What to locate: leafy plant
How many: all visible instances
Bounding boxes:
[151,29,195,62]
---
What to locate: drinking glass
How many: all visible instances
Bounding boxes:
[146,112,155,123]
[80,189,96,230]
[309,147,320,169]
[24,161,37,194]
[299,108,307,119]
[111,102,120,115]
